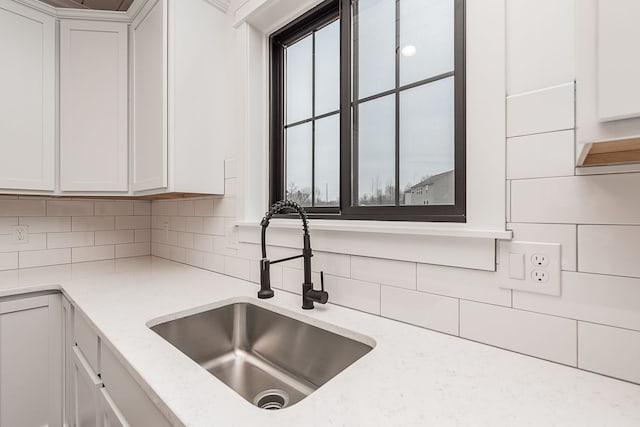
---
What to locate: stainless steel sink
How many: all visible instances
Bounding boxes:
[150,301,374,409]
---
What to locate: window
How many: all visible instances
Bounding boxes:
[270,0,465,222]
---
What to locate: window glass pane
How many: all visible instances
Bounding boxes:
[315,20,340,116]
[357,95,395,205]
[399,0,454,86]
[400,77,455,206]
[314,114,340,206]
[286,35,313,124]
[286,122,313,206]
[355,0,396,99]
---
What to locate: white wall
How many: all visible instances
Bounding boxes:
[149,0,640,385]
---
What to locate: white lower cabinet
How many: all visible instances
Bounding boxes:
[73,345,102,427]
[63,298,171,427]
[0,293,62,427]
[99,388,129,427]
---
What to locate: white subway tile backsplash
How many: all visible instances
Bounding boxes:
[194,199,215,217]
[324,275,380,315]
[47,232,94,249]
[507,83,574,137]
[185,217,204,233]
[19,248,71,268]
[95,200,133,216]
[203,252,225,272]
[177,232,194,249]
[95,230,135,245]
[193,234,214,252]
[511,173,640,224]
[72,216,115,232]
[0,233,47,253]
[311,251,350,277]
[578,322,640,384]
[281,267,321,295]
[178,200,195,217]
[224,256,251,280]
[0,217,18,233]
[152,243,171,259]
[506,223,577,271]
[0,252,18,271]
[352,256,415,289]
[507,130,575,179]
[185,249,205,269]
[169,246,187,263]
[203,217,225,235]
[381,286,458,335]
[134,201,151,216]
[115,216,151,230]
[135,229,151,243]
[152,201,178,216]
[417,263,511,307]
[460,301,577,366]
[170,216,186,232]
[47,200,93,216]
[72,245,115,263]
[19,216,71,233]
[0,199,46,216]
[578,225,640,278]
[214,197,236,217]
[514,271,640,332]
[115,242,151,258]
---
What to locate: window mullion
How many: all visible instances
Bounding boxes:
[394,0,400,207]
[312,31,316,207]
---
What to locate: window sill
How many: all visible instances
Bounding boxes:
[236,219,512,240]
[235,220,512,271]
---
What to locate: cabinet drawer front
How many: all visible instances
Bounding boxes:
[101,344,172,427]
[100,388,130,427]
[0,294,49,314]
[75,310,100,374]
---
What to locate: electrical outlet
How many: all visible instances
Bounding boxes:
[531,253,549,267]
[498,241,561,296]
[162,222,170,240]
[12,225,29,244]
[531,269,549,283]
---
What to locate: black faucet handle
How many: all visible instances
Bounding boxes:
[320,271,325,291]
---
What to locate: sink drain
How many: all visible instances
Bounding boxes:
[253,389,289,410]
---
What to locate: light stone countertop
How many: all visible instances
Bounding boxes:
[1,256,639,427]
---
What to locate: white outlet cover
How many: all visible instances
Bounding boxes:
[12,225,29,244]
[498,241,561,296]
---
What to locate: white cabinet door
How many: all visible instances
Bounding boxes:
[131,0,167,192]
[60,20,129,192]
[597,0,640,122]
[62,296,76,427]
[0,0,55,191]
[99,388,130,427]
[73,345,102,427]
[0,294,60,427]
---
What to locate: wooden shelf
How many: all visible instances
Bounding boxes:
[577,136,640,166]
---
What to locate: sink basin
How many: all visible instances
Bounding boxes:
[149,300,374,409]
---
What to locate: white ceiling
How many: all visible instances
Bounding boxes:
[38,0,135,11]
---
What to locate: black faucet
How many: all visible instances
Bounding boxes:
[258,200,329,310]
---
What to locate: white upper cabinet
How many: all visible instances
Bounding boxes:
[60,19,129,192]
[131,0,227,195]
[597,0,640,122]
[0,0,55,191]
[131,0,167,192]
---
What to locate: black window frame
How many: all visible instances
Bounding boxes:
[270,0,466,222]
